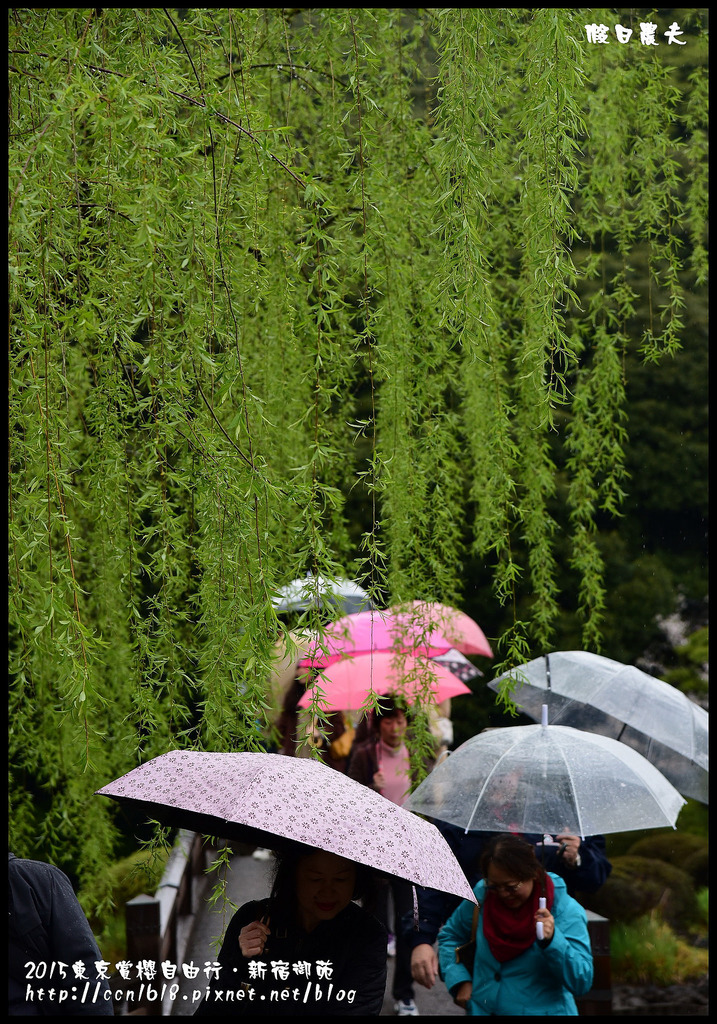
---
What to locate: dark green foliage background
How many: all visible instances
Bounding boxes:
[8,8,707,904]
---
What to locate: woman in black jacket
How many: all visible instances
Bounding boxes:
[195,846,387,1016]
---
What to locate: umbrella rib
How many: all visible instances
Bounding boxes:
[463,733,527,833]
[550,734,584,837]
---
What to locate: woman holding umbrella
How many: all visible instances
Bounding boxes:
[437,834,593,1016]
[195,846,387,1016]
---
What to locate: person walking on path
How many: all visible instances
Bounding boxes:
[437,834,593,1016]
[194,847,387,1016]
[169,846,464,1017]
[348,696,435,1017]
[408,822,610,991]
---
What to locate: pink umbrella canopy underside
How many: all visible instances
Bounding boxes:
[297,651,472,710]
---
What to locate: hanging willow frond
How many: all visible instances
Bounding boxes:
[8,7,707,897]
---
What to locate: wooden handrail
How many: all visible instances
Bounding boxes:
[120,831,212,1015]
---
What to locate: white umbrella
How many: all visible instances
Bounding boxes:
[272,575,373,615]
[403,706,686,837]
[489,651,708,803]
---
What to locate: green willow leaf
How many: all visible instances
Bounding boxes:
[8,7,707,902]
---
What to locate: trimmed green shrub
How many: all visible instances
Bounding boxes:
[77,846,171,967]
[663,627,709,698]
[606,827,671,859]
[695,886,708,923]
[606,801,709,859]
[610,915,709,985]
[682,848,709,889]
[581,855,699,930]
[675,799,709,839]
[622,831,709,887]
[79,847,170,929]
[625,833,707,875]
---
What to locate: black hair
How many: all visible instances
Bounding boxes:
[371,692,409,731]
[480,833,548,893]
[269,844,381,912]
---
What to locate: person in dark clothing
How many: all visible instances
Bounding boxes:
[8,852,114,1016]
[194,847,387,1016]
[348,696,435,1017]
[407,823,611,991]
[276,674,353,773]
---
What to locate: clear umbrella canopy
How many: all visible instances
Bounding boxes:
[272,575,373,615]
[489,651,708,803]
[403,716,686,837]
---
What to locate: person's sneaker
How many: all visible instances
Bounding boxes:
[387,932,396,957]
[394,999,419,1016]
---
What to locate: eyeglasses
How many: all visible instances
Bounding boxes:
[485,880,524,895]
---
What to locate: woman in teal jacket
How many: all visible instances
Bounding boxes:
[437,834,593,1016]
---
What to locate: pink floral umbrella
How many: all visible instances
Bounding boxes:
[300,604,492,669]
[96,750,476,903]
[296,651,472,712]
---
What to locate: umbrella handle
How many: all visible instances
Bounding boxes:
[536,897,546,940]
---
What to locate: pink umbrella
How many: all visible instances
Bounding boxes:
[96,750,476,903]
[297,651,472,712]
[396,601,493,659]
[300,605,492,669]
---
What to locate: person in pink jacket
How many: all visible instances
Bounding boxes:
[348,696,434,1016]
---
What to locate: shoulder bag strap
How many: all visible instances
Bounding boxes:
[470,901,481,941]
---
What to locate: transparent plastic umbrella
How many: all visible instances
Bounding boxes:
[489,651,708,804]
[272,575,373,615]
[403,707,686,837]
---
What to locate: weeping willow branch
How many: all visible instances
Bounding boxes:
[8,7,707,899]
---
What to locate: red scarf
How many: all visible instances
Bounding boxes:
[482,874,555,963]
